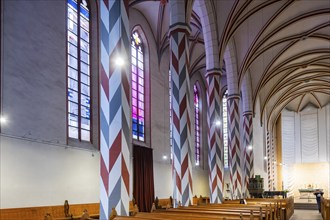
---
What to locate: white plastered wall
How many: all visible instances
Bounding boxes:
[0,136,100,208]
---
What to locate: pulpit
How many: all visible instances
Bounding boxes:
[248,175,264,198]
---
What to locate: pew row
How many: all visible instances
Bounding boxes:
[321,197,330,220]
[113,197,294,220]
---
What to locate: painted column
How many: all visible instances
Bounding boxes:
[266,131,272,190]
[169,23,193,207]
[243,111,253,196]
[100,0,130,218]
[271,135,276,190]
[241,73,253,197]
[227,95,242,199]
[206,72,224,203]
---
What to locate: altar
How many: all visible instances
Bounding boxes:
[298,189,322,202]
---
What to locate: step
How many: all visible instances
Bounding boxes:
[294,203,318,210]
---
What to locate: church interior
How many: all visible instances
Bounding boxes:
[0,0,329,220]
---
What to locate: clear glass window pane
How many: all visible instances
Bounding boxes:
[138,52,143,61]
[68,78,78,91]
[81,83,90,96]
[69,114,78,127]
[80,16,89,31]
[69,126,78,138]
[68,7,77,22]
[68,32,78,46]
[80,28,89,42]
[81,62,89,75]
[81,73,89,84]
[81,106,90,119]
[68,67,78,80]
[80,50,89,64]
[68,43,78,58]
[68,89,78,102]
[81,94,90,107]
[68,20,78,34]
[80,39,89,53]
[81,117,90,130]
[68,101,79,115]
[68,55,78,69]
[81,129,90,141]
[138,61,143,70]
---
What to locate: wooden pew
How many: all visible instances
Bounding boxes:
[321,197,330,220]
[154,197,173,209]
[113,197,293,220]
[222,197,294,220]
[115,211,260,220]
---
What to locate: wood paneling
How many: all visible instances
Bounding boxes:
[0,203,99,220]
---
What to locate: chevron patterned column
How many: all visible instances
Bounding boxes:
[271,136,276,190]
[227,95,242,199]
[206,73,224,203]
[169,23,193,207]
[100,0,130,218]
[243,112,253,197]
[266,131,272,190]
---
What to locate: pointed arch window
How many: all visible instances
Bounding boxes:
[131,32,145,141]
[194,84,201,166]
[222,90,229,168]
[67,0,91,141]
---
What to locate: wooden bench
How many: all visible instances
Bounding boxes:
[192,196,210,205]
[154,197,173,209]
[321,197,330,220]
[112,197,293,220]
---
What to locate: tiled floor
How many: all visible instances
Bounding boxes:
[290,209,323,220]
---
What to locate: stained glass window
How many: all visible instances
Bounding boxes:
[194,84,201,166]
[222,90,228,168]
[67,0,91,141]
[131,32,144,141]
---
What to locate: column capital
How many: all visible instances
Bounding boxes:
[168,22,191,37]
[205,68,222,78]
[227,94,240,100]
[243,111,253,117]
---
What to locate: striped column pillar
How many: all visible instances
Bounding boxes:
[242,111,253,196]
[206,72,224,203]
[271,136,276,190]
[100,0,131,218]
[169,23,193,207]
[266,131,272,190]
[227,95,242,199]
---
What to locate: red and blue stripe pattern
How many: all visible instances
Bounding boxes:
[266,131,271,190]
[170,24,193,207]
[228,96,242,199]
[206,74,224,203]
[243,112,253,196]
[100,0,130,218]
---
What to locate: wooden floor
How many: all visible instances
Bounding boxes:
[290,209,322,220]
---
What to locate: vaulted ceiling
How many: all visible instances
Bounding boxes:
[129,0,330,129]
